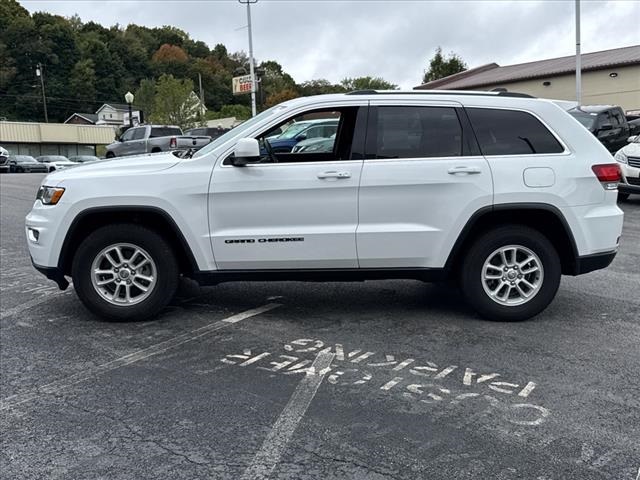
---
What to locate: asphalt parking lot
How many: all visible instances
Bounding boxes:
[1,172,639,480]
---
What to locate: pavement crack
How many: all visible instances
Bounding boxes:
[65,402,211,468]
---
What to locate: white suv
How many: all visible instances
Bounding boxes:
[25,91,624,322]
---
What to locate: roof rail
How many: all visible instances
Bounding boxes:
[345,90,535,99]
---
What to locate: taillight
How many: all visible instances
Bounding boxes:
[591,163,621,190]
[169,137,177,149]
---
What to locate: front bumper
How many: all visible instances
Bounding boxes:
[619,163,640,194]
[31,258,69,290]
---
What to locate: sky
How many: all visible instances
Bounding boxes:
[22,0,640,89]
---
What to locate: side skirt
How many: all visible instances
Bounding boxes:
[191,267,448,286]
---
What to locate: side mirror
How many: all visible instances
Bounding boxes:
[295,134,307,142]
[599,123,613,132]
[627,135,637,143]
[230,138,260,167]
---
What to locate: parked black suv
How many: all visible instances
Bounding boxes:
[569,105,634,153]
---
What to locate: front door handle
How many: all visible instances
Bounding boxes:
[317,171,351,179]
[447,166,481,175]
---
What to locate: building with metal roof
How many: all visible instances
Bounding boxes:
[415,45,640,113]
[0,121,116,158]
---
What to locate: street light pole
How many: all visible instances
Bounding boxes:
[35,63,48,123]
[124,91,134,129]
[575,0,582,106]
[239,0,258,117]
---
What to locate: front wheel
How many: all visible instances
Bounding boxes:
[459,225,561,321]
[72,224,179,321]
[105,151,115,158]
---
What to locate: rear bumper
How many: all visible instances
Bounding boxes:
[618,183,640,194]
[31,258,69,290]
[572,250,617,275]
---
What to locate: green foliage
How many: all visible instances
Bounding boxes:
[423,47,467,83]
[207,104,252,121]
[134,78,156,121]
[0,1,402,123]
[150,74,201,130]
[299,79,346,96]
[340,76,398,91]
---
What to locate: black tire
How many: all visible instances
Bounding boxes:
[151,147,162,153]
[71,224,179,321]
[105,151,115,158]
[459,225,561,322]
[618,192,629,202]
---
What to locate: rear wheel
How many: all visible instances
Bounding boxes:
[105,151,115,158]
[72,224,179,321]
[459,225,561,321]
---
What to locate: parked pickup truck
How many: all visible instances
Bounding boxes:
[105,125,210,158]
[568,105,635,153]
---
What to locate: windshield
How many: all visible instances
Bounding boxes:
[193,105,281,158]
[13,156,37,163]
[277,122,311,139]
[37,156,67,162]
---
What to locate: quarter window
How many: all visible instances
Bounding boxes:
[371,106,463,159]
[467,108,564,155]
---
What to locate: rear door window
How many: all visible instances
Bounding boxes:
[367,106,463,159]
[467,108,564,155]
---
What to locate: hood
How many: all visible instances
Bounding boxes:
[620,141,640,156]
[44,152,181,185]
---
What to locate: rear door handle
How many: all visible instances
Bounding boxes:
[447,166,482,175]
[317,171,351,179]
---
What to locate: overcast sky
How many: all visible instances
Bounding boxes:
[22,0,640,89]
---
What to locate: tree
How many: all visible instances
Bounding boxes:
[134,78,156,121]
[265,88,299,108]
[207,104,251,121]
[340,76,398,91]
[150,74,200,129]
[299,79,345,96]
[422,47,467,83]
[69,59,97,112]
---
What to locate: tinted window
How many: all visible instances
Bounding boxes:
[150,127,182,138]
[120,129,134,141]
[372,107,463,159]
[131,128,146,140]
[467,108,564,155]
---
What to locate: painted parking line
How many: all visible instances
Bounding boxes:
[240,350,335,480]
[0,303,281,411]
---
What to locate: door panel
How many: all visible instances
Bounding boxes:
[210,160,362,269]
[357,102,493,268]
[209,104,367,270]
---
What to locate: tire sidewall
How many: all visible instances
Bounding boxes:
[72,225,178,321]
[460,227,561,321]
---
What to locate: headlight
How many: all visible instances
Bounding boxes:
[614,150,628,164]
[36,186,65,205]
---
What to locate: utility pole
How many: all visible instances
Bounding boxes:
[198,72,205,122]
[239,0,258,117]
[575,0,582,106]
[35,63,48,123]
